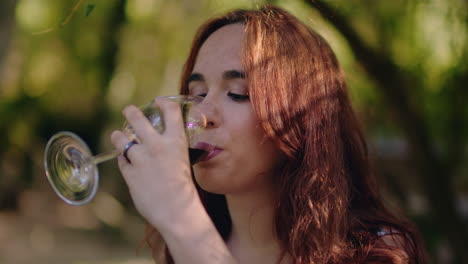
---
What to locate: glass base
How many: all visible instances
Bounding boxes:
[44,132,98,205]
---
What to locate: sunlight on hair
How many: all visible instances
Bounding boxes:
[29,224,55,254]
[92,192,125,228]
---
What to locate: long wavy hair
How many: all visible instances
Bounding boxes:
[146,5,427,264]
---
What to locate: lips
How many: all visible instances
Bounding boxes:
[194,142,223,162]
[194,142,216,152]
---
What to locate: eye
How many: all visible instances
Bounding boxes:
[227,92,249,102]
[188,84,207,98]
[188,89,206,99]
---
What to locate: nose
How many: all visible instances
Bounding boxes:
[199,97,221,129]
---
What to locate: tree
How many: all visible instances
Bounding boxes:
[0,0,127,209]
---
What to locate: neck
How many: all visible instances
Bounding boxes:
[225,185,283,263]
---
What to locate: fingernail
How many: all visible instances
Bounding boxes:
[155,97,164,104]
[122,105,135,114]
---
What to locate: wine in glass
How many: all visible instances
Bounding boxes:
[44,95,208,206]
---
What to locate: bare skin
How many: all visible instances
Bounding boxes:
[110,24,286,263]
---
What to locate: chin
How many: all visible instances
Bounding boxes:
[194,175,228,194]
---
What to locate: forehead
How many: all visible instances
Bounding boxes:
[193,24,245,72]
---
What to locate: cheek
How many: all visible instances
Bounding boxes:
[192,105,282,193]
[250,138,281,173]
[234,115,280,171]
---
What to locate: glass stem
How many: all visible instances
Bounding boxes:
[92,150,121,164]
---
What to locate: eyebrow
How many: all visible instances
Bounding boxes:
[187,70,245,85]
[223,70,245,80]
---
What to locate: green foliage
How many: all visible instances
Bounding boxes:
[86,2,95,17]
[0,0,467,262]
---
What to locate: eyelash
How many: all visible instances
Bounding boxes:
[194,92,250,102]
[228,92,250,101]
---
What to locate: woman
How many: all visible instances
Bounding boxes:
[111,5,427,264]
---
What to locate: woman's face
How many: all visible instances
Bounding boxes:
[189,24,282,195]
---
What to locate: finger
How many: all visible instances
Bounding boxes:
[123,105,159,143]
[111,130,131,152]
[116,154,131,173]
[111,130,140,163]
[155,97,185,136]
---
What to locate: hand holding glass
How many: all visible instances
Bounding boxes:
[44,96,208,206]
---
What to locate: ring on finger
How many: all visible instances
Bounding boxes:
[122,140,138,163]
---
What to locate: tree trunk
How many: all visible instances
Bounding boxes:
[0,0,16,65]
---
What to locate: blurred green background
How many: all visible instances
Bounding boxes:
[0,0,467,263]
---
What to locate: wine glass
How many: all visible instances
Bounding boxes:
[44,95,208,206]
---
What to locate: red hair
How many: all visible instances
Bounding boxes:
[147,5,427,264]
